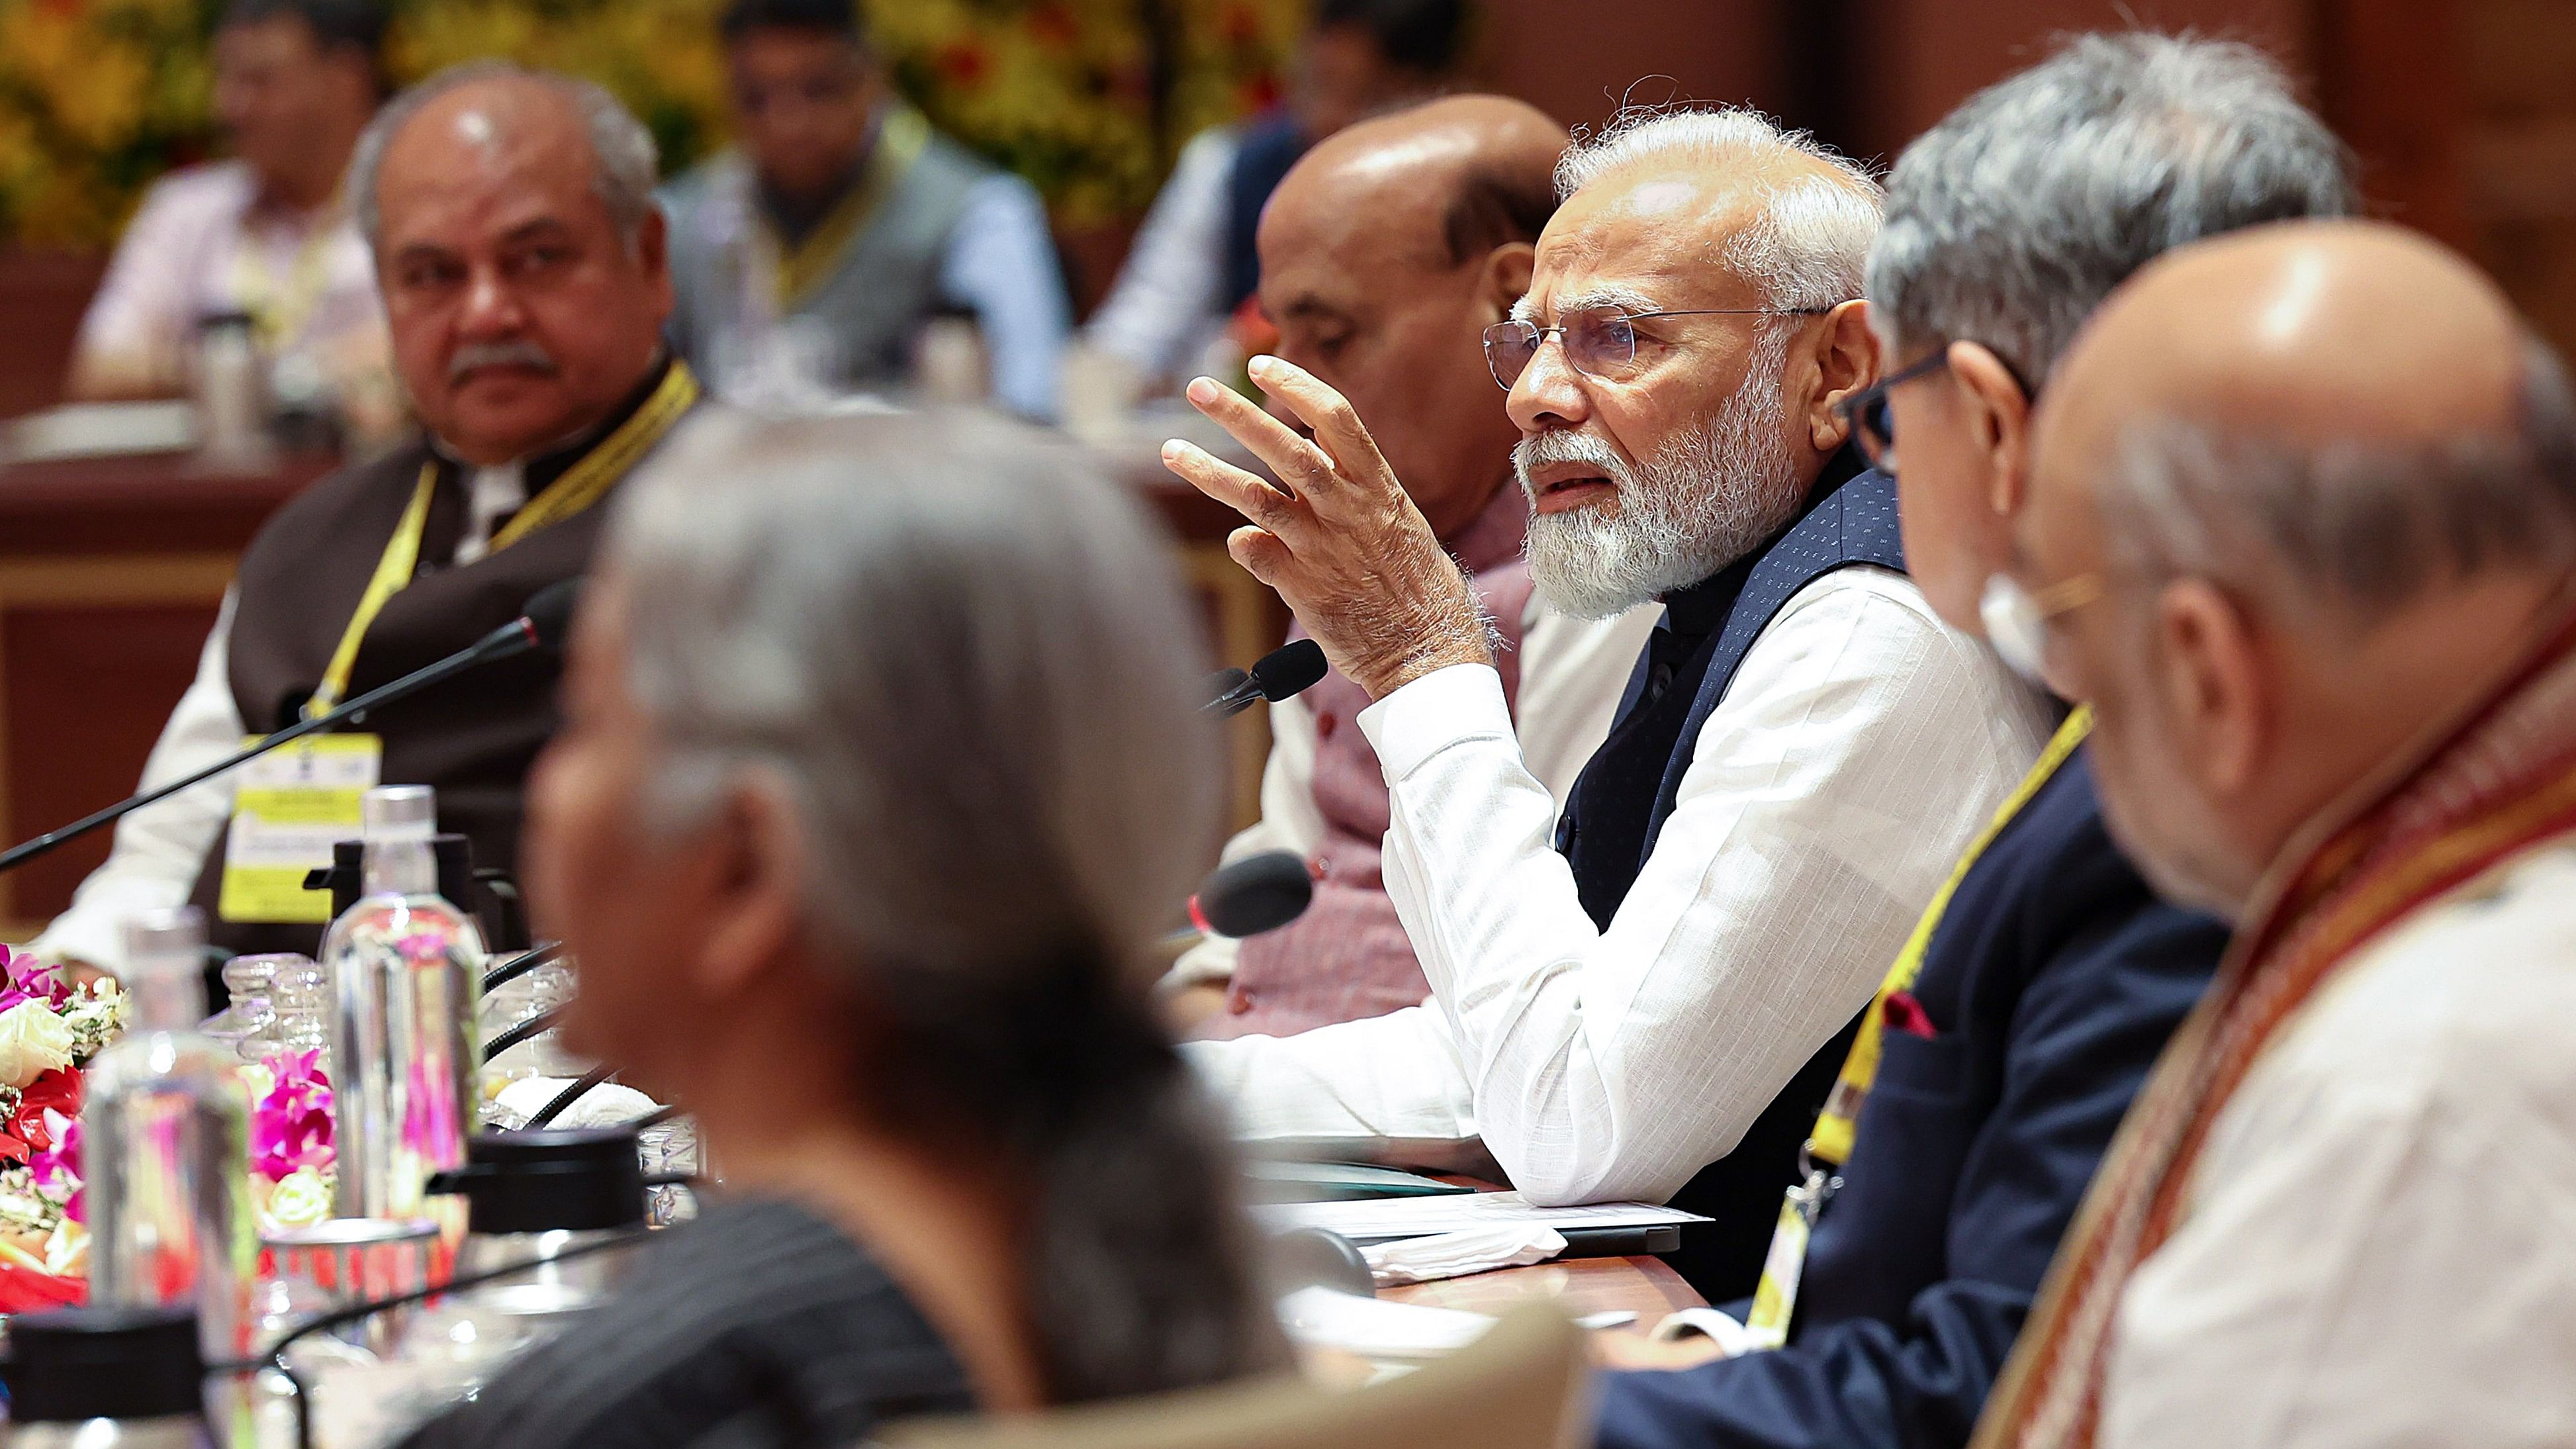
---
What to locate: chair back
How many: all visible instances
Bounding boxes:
[879,1305,1592,1449]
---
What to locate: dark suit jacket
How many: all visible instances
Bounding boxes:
[1594,747,2225,1449]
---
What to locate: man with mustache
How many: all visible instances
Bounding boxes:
[38,63,692,974]
[1168,108,2050,1295]
[1171,95,1655,1039]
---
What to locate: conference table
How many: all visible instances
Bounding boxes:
[1385,1252,1705,1322]
[0,433,1287,937]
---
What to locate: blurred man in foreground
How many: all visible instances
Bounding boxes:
[1170,109,2048,1297]
[71,0,399,437]
[661,0,1070,417]
[402,410,1283,1448]
[1592,34,2350,1449]
[38,64,690,973]
[1171,95,1653,1038]
[1979,222,2576,1449]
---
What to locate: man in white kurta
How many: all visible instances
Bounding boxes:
[1162,107,2048,1219]
[1976,220,2576,1449]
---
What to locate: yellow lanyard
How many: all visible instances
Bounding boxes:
[302,361,700,718]
[766,107,930,310]
[1741,705,2093,1348]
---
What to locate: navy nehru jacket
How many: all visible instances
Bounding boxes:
[1594,746,2226,1449]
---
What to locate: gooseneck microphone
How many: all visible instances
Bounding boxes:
[1207,639,1328,717]
[0,581,583,877]
[1189,850,1314,938]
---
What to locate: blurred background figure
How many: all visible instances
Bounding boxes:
[1064,0,1470,436]
[412,409,1287,1448]
[67,0,401,443]
[660,0,1073,418]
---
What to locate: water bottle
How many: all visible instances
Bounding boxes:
[320,786,484,1225]
[81,908,254,1372]
[1,1305,211,1448]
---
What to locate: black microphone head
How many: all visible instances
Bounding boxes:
[1249,639,1328,704]
[1194,850,1313,938]
[520,580,584,652]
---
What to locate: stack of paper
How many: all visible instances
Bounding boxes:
[1252,1189,1708,1244]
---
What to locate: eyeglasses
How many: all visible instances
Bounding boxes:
[1481,306,1835,390]
[1980,571,2104,686]
[1834,351,1951,472]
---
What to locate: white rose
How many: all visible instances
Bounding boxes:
[0,1001,75,1091]
[263,1168,332,1231]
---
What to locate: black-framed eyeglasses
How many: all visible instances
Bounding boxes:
[1482,306,1836,390]
[1837,346,2040,473]
[1834,351,1951,472]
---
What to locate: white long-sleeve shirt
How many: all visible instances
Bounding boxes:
[1169,594,1659,988]
[1184,569,2052,1205]
[32,468,535,973]
[2100,836,2576,1449]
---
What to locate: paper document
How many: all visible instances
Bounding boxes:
[1253,1189,1708,1243]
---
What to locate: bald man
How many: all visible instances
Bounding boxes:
[1173,97,1653,1039]
[1978,221,2576,1449]
[37,63,693,974]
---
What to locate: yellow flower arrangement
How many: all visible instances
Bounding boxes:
[0,0,1301,249]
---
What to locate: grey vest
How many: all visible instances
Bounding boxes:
[663,125,991,389]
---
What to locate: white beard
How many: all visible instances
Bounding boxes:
[1518,330,1805,620]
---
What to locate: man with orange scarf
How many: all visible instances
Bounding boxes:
[1977,220,2576,1449]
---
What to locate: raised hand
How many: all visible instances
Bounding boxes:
[1160,355,1493,700]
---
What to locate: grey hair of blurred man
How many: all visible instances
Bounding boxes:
[347,60,662,250]
[2101,332,2576,628]
[1520,107,1881,618]
[603,408,1278,1400]
[1869,32,2358,391]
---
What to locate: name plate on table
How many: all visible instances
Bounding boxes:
[218,734,381,924]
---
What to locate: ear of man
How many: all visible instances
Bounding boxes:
[2154,577,2273,800]
[1804,298,1880,455]
[1945,341,2037,519]
[1475,240,1537,324]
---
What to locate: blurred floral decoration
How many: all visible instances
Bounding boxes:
[0,0,1303,248]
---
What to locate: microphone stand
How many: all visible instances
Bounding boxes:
[0,616,543,876]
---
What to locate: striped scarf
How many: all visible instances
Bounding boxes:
[1974,606,2576,1449]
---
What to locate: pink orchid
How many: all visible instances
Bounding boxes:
[0,947,66,1015]
[251,1049,335,1183]
[28,1109,81,1223]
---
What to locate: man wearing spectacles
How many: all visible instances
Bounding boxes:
[1170,97,1659,1041]
[1590,34,2353,1449]
[1166,107,2052,1297]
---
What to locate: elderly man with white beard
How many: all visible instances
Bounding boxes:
[1164,107,2050,1295]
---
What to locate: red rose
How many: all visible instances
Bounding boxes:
[9,1070,80,1153]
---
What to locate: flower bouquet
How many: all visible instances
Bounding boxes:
[0,947,125,1312]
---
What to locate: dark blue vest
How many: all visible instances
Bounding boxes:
[1554,455,1908,1297]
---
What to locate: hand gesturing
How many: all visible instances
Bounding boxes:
[1161,355,1493,701]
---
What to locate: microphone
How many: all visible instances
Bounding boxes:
[0,581,584,876]
[1206,639,1328,717]
[1188,850,1313,938]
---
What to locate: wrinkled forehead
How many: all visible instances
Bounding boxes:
[377,88,604,243]
[1518,167,1761,322]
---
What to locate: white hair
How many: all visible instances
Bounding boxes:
[349,61,661,250]
[1555,106,1883,313]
